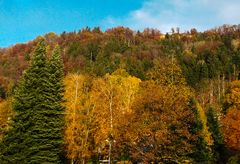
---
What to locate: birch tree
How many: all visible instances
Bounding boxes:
[64,74,94,164]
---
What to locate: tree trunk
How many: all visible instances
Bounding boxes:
[222,74,225,96]
[210,80,213,104]
[218,75,221,103]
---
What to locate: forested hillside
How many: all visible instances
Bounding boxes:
[1,25,240,163]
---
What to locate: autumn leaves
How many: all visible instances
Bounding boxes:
[63,68,197,162]
[64,70,141,163]
[222,81,240,151]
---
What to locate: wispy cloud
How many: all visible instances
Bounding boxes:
[102,0,240,33]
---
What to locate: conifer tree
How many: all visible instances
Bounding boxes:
[207,107,226,162]
[189,98,214,163]
[0,40,65,163]
[47,45,65,162]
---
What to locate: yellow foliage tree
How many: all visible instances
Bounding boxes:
[225,80,240,109]
[147,57,187,86]
[196,102,213,146]
[91,69,141,161]
[64,74,94,164]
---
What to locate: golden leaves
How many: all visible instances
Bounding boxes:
[64,69,141,161]
[196,103,213,146]
[147,58,187,86]
[91,69,141,151]
[225,80,240,109]
[0,98,14,140]
[63,74,93,161]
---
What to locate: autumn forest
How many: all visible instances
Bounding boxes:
[1,25,240,163]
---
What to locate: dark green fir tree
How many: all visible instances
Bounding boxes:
[47,45,65,162]
[189,98,213,163]
[0,40,65,163]
[207,106,227,163]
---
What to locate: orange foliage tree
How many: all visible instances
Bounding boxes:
[127,81,196,163]
[222,80,240,151]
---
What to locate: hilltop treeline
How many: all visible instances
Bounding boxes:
[1,25,240,163]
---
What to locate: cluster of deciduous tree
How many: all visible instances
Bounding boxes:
[59,63,223,163]
[1,25,240,163]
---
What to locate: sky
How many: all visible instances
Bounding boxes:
[0,0,240,47]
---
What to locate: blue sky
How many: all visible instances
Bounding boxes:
[0,0,240,47]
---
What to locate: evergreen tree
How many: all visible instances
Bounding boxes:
[189,98,213,163]
[0,40,65,163]
[207,107,226,162]
[47,45,65,162]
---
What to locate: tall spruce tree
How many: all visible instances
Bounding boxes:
[189,98,213,163]
[0,40,65,163]
[207,107,226,162]
[47,45,65,162]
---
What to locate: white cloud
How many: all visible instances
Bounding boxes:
[102,0,240,33]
